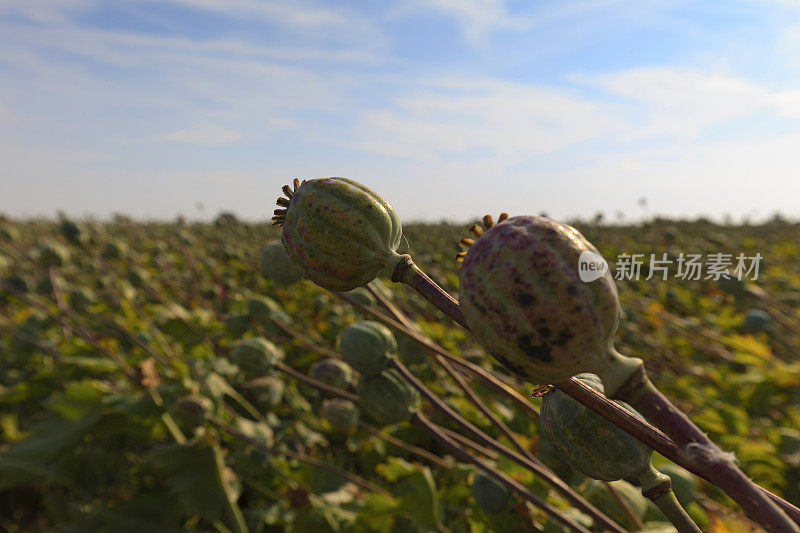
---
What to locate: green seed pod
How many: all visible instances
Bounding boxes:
[742,309,770,333]
[154,304,202,345]
[356,368,419,425]
[37,240,69,267]
[320,398,360,433]
[339,320,397,377]
[397,333,427,366]
[35,275,57,296]
[101,239,127,260]
[310,358,353,390]
[459,215,641,392]
[245,376,285,409]
[126,267,149,288]
[231,337,284,379]
[225,312,251,338]
[236,418,274,448]
[260,240,304,285]
[471,471,511,514]
[541,374,652,482]
[60,220,82,245]
[172,394,213,429]
[69,287,97,312]
[3,275,27,294]
[246,295,290,324]
[718,273,746,297]
[276,177,405,291]
[0,224,20,242]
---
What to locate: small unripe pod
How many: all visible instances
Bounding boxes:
[245,375,285,409]
[742,309,770,333]
[60,220,83,244]
[37,240,68,268]
[246,295,290,324]
[310,358,353,390]
[471,471,511,514]
[397,333,427,366]
[540,374,652,482]
[276,178,405,291]
[224,312,251,338]
[338,321,397,377]
[321,398,360,433]
[0,224,20,242]
[69,287,97,312]
[356,368,419,425]
[172,394,213,429]
[101,239,127,260]
[717,273,746,297]
[231,337,284,379]
[260,241,304,285]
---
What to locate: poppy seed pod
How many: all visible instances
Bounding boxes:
[275,178,405,292]
[459,215,641,392]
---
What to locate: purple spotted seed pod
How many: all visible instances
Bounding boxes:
[459,215,641,392]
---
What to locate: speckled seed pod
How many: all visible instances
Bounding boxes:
[259,241,304,285]
[231,337,284,379]
[540,374,652,482]
[459,215,640,392]
[276,178,405,291]
[310,358,354,390]
[356,368,419,425]
[338,320,397,377]
[471,471,511,514]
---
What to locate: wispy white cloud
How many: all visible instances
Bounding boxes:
[356,80,618,161]
[576,68,800,139]
[160,125,242,144]
[393,0,528,44]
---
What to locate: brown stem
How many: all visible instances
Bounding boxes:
[209,416,390,497]
[439,426,499,461]
[273,318,341,360]
[275,362,359,402]
[366,283,538,462]
[413,412,591,533]
[392,256,466,327]
[390,358,626,533]
[335,291,540,420]
[359,422,452,470]
[614,369,799,532]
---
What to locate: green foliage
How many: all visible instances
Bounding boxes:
[2,216,800,530]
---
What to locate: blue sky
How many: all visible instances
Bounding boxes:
[2,0,800,222]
